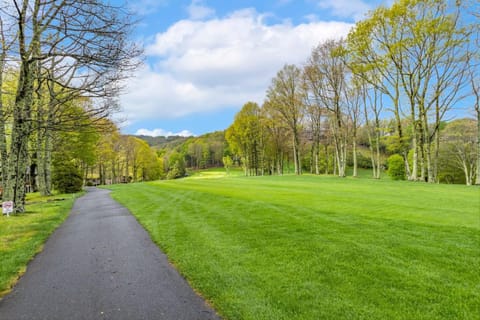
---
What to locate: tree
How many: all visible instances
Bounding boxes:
[261,101,290,175]
[266,64,305,175]
[226,102,263,176]
[222,156,233,174]
[306,40,349,177]
[348,0,474,183]
[95,121,121,185]
[439,119,477,185]
[166,152,186,180]
[345,80,362,177]
[1,0,141,212]
[466,8,480,184]
[361,83,384,179]
[347,9,411,179]
[303,63,326,175]
[0,15,16,189]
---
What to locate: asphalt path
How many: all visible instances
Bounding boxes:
[0,187,220,320]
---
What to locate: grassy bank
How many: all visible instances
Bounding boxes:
[0,193,78,297]
[108,174,479,319]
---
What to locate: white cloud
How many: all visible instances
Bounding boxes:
[120,8,353,125]
[186,0,215,20]
[317,0,372,21]
[135,128,195,137]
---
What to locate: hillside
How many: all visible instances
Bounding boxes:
[135,135,189,150]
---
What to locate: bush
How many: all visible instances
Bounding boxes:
[387,154,405,180]
[53,162,83,193]
[167,160,186,180]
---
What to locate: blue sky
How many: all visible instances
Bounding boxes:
[118,0,391,137]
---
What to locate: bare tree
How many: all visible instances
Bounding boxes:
[1,0,141,212]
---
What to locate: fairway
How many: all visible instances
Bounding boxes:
[108,175,480,320]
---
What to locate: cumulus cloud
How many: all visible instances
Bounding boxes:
[135,128,195,137]
[120,8,353,125]
[187,0,215,20]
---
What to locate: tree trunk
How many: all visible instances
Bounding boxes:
[292,130,301,175]
[0,70,7,188]
[4,60,34,212]
[352,133,358,178]
[410,132,418,181]
[476,108,480,185]
[463,162,472,186]
[324,145,329,175]
[375,134,381,179]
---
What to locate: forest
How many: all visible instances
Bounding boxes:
[0,0,479,213]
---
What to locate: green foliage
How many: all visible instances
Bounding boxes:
[225,102,264,175]
[52,161,83,193]
[222,155,233,174]
[437,118,478,185]
[166,152,186,179]
[109,174,479,320]
[387,154,405,180]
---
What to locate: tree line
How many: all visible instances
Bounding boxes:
[1,0,478,214]
[225,0,479,185]
[0,0,141,212]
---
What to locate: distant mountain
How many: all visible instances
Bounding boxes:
[135,135,189,149]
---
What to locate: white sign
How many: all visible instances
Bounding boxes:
[2,201,13,216]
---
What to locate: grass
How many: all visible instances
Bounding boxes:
[0,193,78,297]
[108,174,480,320]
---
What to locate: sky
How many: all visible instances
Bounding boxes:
[119,0,391,137]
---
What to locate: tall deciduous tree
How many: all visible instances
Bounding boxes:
[306,40,349,177]
[0,16,16,189]
[362,82,384,179]
[266,64,305,175]
[1,0,140,212]
[440,119,477,185]
[261,101,290,175]
[348,0,474,182]
[226,102,263,176]
[303,64,326,175]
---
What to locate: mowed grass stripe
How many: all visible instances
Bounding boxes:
[108,176,479,320]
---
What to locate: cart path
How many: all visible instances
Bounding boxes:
[0,187,220,320]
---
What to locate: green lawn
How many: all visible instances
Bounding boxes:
[0,193,78,297]
[108,174,480,320]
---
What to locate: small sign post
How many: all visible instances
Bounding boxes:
[2,201,13,217]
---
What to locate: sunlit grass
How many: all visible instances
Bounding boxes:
[0,193,78,297]
[108,173,479,320]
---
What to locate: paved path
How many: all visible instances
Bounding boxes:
[0,188,220,320]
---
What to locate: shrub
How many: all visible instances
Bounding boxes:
[167,160,186,180]
[53,162,83,193]
[387,154,405,180]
